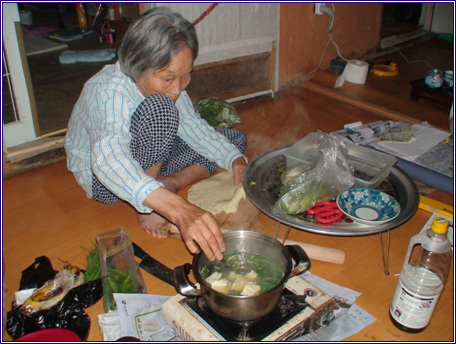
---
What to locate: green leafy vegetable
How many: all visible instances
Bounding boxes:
[81,243,101,282]
[195,97,242,129]
[274,180,335,215]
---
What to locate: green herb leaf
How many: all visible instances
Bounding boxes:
[82,243,101,282]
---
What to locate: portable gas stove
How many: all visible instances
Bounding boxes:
[161,275,337,341]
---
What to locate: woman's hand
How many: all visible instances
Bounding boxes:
[232,156,247,186]
[144,188,225,261]
[174,202,225,261]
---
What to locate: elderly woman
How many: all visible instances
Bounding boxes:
[64,6,247,261]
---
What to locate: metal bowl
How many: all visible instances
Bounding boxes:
[242,146,419,236]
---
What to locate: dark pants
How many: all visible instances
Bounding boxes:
[92,94,247,204]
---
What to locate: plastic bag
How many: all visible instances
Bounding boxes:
[97,227,146,313]
[273,131,354,215]
[195,97,242,128]
[6,256,103,340]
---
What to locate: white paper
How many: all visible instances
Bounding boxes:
[113,293,179,341]
[301,271,361,305]
[293,271,376,342]
[98,311,122,341]
[371,122,450,161]
[414,141,454,178]
[294,303,376,341]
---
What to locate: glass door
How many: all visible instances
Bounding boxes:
[2,3,38,149]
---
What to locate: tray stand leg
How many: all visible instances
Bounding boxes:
[379,229,391,275]
[275,221,292,244]
[282,225,292,244]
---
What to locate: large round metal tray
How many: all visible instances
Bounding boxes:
[243,146,419,236]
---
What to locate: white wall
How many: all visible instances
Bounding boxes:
[430,2,454,34]
[144,3,279,66]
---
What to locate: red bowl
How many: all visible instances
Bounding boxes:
[14,328,81,341]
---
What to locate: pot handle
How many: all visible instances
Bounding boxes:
[286,245,311,277]
[172,263,205,297]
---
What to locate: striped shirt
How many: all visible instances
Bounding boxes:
[64,62,246,213]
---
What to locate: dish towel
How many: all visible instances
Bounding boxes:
[59,48,116,64]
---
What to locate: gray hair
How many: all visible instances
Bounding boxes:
[118,6,198,81]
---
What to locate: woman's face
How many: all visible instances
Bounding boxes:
[135,46,194,102]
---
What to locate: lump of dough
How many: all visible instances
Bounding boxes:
[187,171,246,215]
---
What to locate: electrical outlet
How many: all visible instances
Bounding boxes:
[314,3,325,15]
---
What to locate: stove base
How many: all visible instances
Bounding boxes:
[161,275,337,341]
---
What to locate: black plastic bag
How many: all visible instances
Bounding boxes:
[6,256,103,340]
[19,256,57,290]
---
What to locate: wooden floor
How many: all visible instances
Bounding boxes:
[3,58,453,341]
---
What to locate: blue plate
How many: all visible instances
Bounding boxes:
[336,188,401,225]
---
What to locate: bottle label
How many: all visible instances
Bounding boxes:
[390,279,440,329]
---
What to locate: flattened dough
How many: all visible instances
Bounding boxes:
[187,171,245,215]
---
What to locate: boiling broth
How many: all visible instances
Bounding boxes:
[200,251,284,296]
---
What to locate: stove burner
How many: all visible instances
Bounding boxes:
[180,290,308,341]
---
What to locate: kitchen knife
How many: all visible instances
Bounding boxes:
[132,242,175,286]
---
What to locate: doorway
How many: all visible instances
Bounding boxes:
[20,4,123,136]
[379,3,435,49]
[381,3,423,39]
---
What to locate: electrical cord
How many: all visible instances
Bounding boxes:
[309,4,436,82]
[391,46,434,69]
[309,3,348,77]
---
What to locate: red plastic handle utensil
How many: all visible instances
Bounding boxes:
[307,202,343,224]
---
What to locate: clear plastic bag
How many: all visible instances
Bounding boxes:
[97,227,146,313]
[273,131,354,215]
[195,97,242,129]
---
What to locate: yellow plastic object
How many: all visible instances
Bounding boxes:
[431,217,449,234]
[418,195,453,217]
[371,62,399,76]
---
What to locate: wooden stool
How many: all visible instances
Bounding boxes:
[409,78,453,109]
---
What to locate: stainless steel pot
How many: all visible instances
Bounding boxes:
[173,230,310,321]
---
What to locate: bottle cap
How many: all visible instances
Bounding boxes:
[431,217,449,234]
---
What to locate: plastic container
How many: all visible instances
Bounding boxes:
[283,137,397,188]
[346,142,397,188]
[97,227,146,312]
[389,217,452,332]
[330,59,347,76]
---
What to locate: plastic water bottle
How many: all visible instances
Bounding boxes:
[75,3,88,32]
[389,217,452,332]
